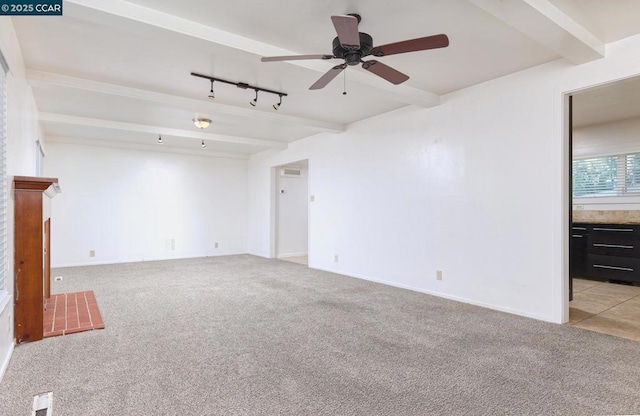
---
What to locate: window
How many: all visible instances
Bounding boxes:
[0,52,7,295]
[573,152,640,198]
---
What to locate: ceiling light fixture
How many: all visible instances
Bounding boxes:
[193,117,212,129]
[157,134,163,144]
[201,140,207,149]
[190,72,287,109]
[208,80,215,100]
[273,94,283,110]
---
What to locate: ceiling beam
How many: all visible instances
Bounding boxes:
[63,0,441,108]
[468,0,604,64]
[27,70,344,134]
[39,113,288,149]
[46,136,250,160]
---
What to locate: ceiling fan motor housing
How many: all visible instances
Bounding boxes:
[332,33,373,65]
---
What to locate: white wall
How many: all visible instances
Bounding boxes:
[45,142,248,267]
[573,117,640,210]
[0,17,42,380]
[249,34,640,324]
[277,166,308,257]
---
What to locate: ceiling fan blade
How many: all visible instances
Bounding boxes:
[371,34,449,57]
[361,60,409,85]
[331,15,360,49]
[310,63,347,90]
[262,54,334,62]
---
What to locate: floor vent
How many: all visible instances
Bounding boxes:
[32,392,53,416]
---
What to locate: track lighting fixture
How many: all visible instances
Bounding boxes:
[157,134,163,144]
[191,72,287,108]
[208,80,215,100]
[193,117,212,129]
[201,140,207,149]
[273,94,283,110]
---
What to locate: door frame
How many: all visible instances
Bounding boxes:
[270,159,310,261]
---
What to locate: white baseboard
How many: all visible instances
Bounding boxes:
[51,252,249,268]
[311,265,552,323]
[0,341,14,383]
[277,252,308,259]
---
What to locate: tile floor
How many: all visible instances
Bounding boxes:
[43,290,105,338]
[569,278,640,342]
[281,255,308,265]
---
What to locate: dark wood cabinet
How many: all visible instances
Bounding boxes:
[571,222,640,284]
[14,176,60,344]
[570,224,588,278]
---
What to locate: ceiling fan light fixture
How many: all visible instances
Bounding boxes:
[193,117,212,129]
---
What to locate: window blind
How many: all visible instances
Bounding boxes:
[624,153,640,194]
[573,156,618,197]
[573,153,640,198]
[0,54,7,294]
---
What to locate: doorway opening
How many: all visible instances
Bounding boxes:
[568,76,640,342]
[274,159,309,266]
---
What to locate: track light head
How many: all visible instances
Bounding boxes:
[201,140,207,149]
[208,80,215,100]
[250,89,258,107]
[157,134,163,144]
[273,94,283,110]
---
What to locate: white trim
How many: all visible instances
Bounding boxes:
[51,252,248,268]
[277,252,308,259]
[310,265,553,323]
[0,341,14,383]
[0,292,9,315]
[574,196,640,205]
[0,49,8,74]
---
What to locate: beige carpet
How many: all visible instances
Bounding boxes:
[1,255,639,415]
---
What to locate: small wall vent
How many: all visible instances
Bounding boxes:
[281,168,302,178]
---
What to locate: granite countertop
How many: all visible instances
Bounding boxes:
[572,210,640,225]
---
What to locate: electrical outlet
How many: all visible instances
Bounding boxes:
[89,250,95,257]
[215,242,219,248]
[436,270,443,281]
[334,254,339,263]
[54,276,63,281]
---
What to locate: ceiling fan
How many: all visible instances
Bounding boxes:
[261,14,449,90]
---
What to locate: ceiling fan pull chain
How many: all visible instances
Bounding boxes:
[343,69,347,95]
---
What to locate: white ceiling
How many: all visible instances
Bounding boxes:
[11,0,640,156]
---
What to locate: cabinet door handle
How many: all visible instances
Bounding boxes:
[593,264,634,272]
[592,227,634,232]
[572,227,587,230]
[593,243,634,249]
[572,235,583,238]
